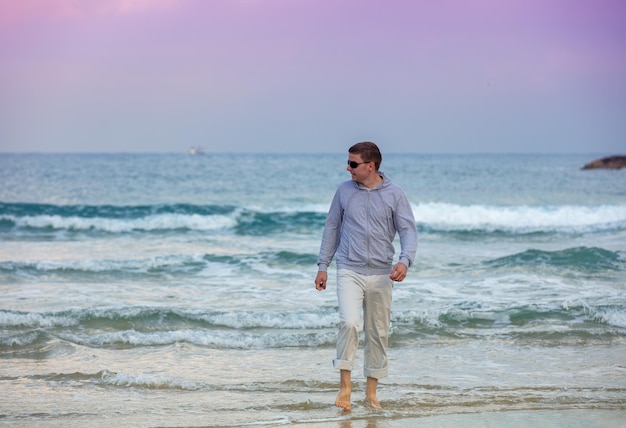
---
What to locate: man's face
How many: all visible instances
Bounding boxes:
[347,153,372,183]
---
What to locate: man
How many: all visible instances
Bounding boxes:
[315,141,418,411]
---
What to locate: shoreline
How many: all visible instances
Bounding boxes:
[288,409,626,428]
[3,408,624,428]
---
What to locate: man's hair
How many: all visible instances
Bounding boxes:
[349,141,382,170]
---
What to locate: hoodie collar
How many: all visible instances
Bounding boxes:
[355,171,387,190]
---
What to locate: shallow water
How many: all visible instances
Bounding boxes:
[1,153,625,426]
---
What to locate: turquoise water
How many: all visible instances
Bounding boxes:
[1,153,625,426]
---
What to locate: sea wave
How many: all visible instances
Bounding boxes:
[0,307,340,330]
[55,329,336,349]
[484,247,625,272]
[0,251,318,279]
[25,370,206,391]
[395,302,626,328]
[0,202,327,235]
[0,210,238,234]
[2,202,625,237]
[98,370,204,390]
[414,203,626,234]
[2,304,624,352]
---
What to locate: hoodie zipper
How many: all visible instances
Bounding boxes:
[365,189,371,275]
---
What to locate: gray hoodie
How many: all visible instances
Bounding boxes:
[317,172,418,276]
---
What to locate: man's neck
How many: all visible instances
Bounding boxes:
[361,174,382,189]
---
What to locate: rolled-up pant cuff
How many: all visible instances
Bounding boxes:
[364,367,388,379]
[333,358,353,371]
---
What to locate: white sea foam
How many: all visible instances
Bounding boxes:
[0,331,41,346]
[590,307,626,329]
[58,329,336,349]
[199,309,338,329]
[5,203,624,234]
[26,253,208,272]
[100,370,202,390]
[0,311,78,328]
[5,212,238,232]
[413,203,626,232]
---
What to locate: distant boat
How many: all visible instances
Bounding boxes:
[188,147,205,155]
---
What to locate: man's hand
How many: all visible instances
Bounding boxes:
[315,271,327,290]
[390,262,408,282]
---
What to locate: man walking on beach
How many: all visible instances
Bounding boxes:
[315,141,418,411]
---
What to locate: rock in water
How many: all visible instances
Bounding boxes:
[582,155,626,170]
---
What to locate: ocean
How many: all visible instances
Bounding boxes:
[1,153,625,427]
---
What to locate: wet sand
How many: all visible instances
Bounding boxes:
[291,409,625,428]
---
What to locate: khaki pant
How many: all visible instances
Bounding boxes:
[333,269,393,379]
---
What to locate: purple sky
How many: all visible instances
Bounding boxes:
[1,0,625,153]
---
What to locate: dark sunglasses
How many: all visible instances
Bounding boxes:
[347,160,370,168]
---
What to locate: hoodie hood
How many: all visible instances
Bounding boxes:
[354,171,391,191]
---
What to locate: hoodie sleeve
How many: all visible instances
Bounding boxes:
[317,188,343,272]
[395,191,418,268]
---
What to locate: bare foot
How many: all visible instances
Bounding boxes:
[365,377,382,409]
[335,388,351,411]
[365,395,382,409]
[335,370,352,411]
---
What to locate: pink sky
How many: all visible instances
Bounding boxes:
[1,0,625,153]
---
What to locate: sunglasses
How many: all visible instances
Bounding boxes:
[347,160,370,168]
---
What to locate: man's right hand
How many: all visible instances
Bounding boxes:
[315,271,327,291]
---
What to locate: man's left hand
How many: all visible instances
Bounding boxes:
[390,262,408,282]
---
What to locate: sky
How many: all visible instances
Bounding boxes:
[0,0,625,154]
